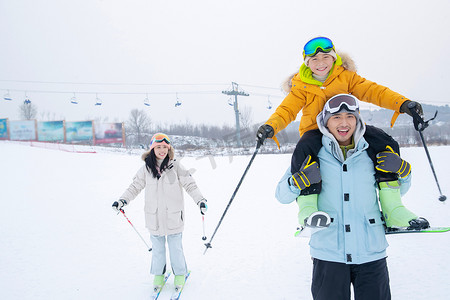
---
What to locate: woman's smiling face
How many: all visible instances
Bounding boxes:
[154,144,169,159]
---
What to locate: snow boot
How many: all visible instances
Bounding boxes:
[174,275,185,288]
[296,194,319,226]
[379,180,418,228]
[153,275,165,287]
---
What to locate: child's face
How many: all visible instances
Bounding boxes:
[307,52,335,77]
[154,144,169,159]
[326,112,356,146]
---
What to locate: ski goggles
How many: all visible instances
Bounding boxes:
[150,133,171,145]
[324,94,359,115]
[303,37,335,58]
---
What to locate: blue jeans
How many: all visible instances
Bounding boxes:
[150,233,187,276]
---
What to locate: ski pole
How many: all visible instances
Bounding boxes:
[408,102,447,202]
[202,215,207,241]
[417,130,446,202]
[120,209,152,252]
[204,142,262,254]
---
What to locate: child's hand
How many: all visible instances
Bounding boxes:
[198,199,208,215]
[256,124,274,146]
[291,155,321,190]
[112,199,127,212]
[376,146,411,178]
[400,100,423,117]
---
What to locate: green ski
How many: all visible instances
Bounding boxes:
[385,226,450,235]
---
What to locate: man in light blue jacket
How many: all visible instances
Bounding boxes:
[276,94,428,300]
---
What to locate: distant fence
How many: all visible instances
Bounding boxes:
[0,118,125,146]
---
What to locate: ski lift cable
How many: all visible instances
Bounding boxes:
[0,88,222,96]
[0,79,229,87]
[240,83,283,90]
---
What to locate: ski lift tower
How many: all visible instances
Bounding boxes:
[222,82,249,147]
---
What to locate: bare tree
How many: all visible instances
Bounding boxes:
[239,106,254,145]
[19,102,38,120]
[125,109,152,146]
[239,105,253,132]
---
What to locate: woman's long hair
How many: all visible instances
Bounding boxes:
[144,149,170,179]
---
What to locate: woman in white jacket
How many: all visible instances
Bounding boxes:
[112,133,207,290]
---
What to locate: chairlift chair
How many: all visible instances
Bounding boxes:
[144,94,150,106]
[267,97,272,109]
[3,91,12,101]
[95,94,102,106]
[175,93,182,107]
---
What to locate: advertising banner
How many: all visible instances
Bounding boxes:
[37,121,64,142]
[95,123,124,144]
[66,121,93,142]
[0,119,8,139]
[10,120,36,140]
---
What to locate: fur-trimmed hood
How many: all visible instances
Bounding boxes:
[281,52,357,93]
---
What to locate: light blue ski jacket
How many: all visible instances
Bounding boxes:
[276,113,411,264]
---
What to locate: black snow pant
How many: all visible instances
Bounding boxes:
[311,258,391,300]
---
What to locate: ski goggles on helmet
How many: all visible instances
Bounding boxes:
[150,133,171,145]
[323,94,359,115]
[303,37,335,59]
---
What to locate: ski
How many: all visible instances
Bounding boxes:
[385,226,450,235]
[150,271,171,300]
[294,226,328,238]
[170,271,191,300]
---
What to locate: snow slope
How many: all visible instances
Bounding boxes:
[1,141,449,300]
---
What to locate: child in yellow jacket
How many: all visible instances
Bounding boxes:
[258,38,429,232]
[256,36,422,147]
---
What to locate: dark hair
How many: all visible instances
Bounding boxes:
[144,149,170,178]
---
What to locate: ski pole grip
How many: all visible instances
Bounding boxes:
[407,102,426,131]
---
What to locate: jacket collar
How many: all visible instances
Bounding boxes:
[298,53,343,86]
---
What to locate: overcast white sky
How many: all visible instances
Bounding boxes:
[1,0,450,126]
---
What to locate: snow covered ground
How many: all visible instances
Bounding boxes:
[1,141,449,300]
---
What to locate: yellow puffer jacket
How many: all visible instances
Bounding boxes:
[265,53,408,145]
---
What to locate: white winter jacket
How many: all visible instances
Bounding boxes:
[120,159,204,236]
